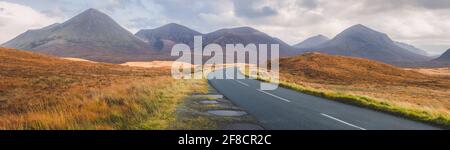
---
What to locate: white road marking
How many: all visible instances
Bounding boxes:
[257,89,291,103]
[236,80,249,87]
[320,113,367,130]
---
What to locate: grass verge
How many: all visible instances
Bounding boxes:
[0,47,214,129]
[0,78,208,130]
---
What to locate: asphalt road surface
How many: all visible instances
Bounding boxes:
[208,68,440,130]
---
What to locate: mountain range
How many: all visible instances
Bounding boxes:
[298,24,430,63]
[136,25,296,56]
[1,8,443,65]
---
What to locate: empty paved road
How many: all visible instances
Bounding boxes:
[208,68,440,130]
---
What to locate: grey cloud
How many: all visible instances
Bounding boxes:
[40,7,71,18]
[152,0,217,19]
[233,0,277,18]
[363,0,450,11]
[298,0,319,9]
[128,17,158,29]
[414,0,450,9]
[0,20,5,27]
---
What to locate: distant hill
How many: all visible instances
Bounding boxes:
[278,52,448,87]
[135,23,202,51]
[1,8,158,63]
[293,35,329,49]
[434,49,450,62]
[136,25,297,62]
[304,24,430,64]
[425,49,450,67]
[399,49,450,67]
[394,41,429,56]
[137,25,298,57]
[203,27,296,56]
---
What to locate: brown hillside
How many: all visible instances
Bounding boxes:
[279,52,449,88]
[0,47,205,129]
[278,52,450,122]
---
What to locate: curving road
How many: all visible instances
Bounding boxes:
[208,68,440,130]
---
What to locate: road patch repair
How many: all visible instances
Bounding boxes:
[207,110,247,117]
[173,83,263,130]
[199,100,219,104]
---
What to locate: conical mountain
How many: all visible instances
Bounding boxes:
[2,8,154,63]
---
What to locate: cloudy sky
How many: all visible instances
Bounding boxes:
[1,0,449,55]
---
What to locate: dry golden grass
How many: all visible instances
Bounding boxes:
[0,47,208,129]
[267,53,450,127]
[405,68,450,77]
[121,61,182,68]
[63,57,96,63]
